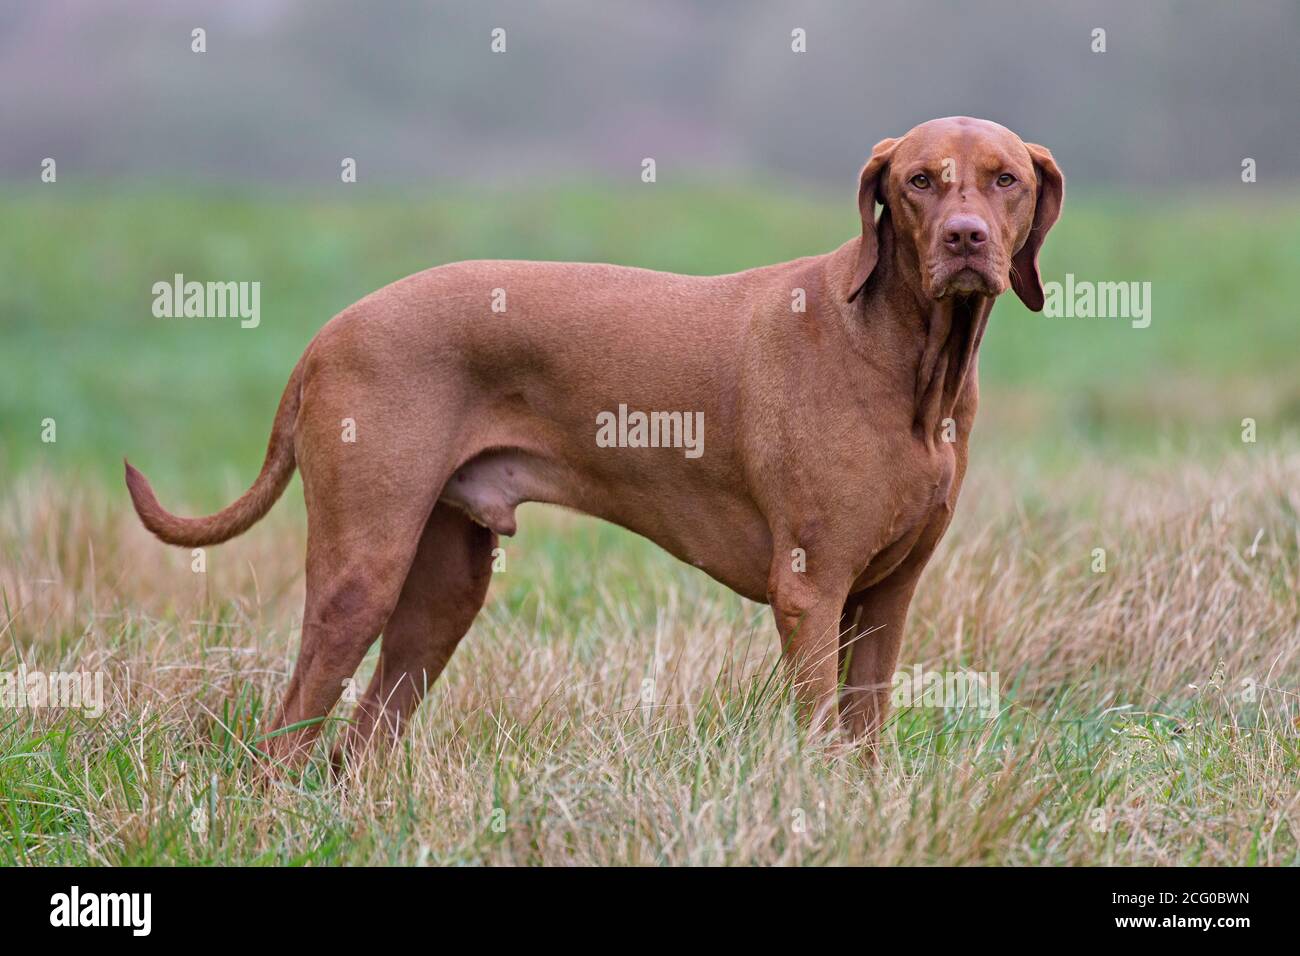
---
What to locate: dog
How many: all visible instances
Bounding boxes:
[126,116,1063,768]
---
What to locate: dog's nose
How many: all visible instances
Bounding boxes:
[942,215,989,255]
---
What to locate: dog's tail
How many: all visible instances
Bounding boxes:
[125,356,305,548]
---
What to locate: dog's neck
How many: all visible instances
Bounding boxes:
[909,293,991,442]
[839,229,992,445]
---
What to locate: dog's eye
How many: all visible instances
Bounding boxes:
[909,174,930,189]
[996,173,1017,187]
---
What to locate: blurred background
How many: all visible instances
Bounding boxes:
[2,0,1299,500]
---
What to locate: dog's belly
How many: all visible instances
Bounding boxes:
[438,446,774,602]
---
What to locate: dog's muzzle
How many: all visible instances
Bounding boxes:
[930,256,1005,299]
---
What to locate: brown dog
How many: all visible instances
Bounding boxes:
[126,116,1063,767]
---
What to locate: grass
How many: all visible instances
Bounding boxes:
[3,184,1300,496]
[1,448,1296,865]
[1,184,1298,864]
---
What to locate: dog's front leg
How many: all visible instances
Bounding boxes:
[837,569,921,758]
[767,558,851,735]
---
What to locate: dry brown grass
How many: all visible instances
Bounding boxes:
[1,447,1297,865]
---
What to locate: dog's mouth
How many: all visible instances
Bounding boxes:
[930,260,1004,300]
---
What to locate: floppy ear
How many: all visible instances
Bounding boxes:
[846,137,898,302]
[1010,143,1065,312]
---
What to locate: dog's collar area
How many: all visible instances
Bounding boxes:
[912,294,991,442]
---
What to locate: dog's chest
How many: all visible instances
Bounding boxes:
[849,437,961,590]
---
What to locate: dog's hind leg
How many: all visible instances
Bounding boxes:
[331,502,496,770]
[258,385,456,769]
[260,510,431,769]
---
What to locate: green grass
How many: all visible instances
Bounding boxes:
[1,184,1297,865]
[2,670,1287,866]
[1,449,1296,865]
[4,184,1299,499]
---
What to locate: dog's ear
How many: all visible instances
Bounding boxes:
[1010,143,1065,312]
[846,137,898,302]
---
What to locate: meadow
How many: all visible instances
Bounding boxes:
[1,184,1298,864]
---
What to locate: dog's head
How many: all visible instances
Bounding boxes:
[846,116,1064,310]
